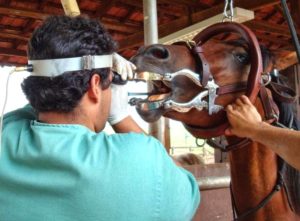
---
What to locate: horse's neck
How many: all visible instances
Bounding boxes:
[228,138,296,221]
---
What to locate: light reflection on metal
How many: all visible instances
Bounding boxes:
[198,176,231,190]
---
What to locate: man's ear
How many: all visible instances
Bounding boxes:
[87,74,101,101]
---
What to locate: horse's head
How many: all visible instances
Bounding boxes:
[130,22,273,138]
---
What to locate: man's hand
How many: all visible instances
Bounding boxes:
[108,83,129,125]
[225,95,262,138]
[112,53,136,80]
[108,53,136,126]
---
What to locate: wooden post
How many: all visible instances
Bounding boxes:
[60,0,81,17]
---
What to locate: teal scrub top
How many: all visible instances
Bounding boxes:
[0,106,200,221]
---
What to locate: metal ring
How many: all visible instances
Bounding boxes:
[261,73,272,86]
[195,138,206,147]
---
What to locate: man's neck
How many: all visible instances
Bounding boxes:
[38,110,96,131]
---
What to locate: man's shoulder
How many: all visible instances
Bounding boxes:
[4,105,36,123]
[109,132,159,144]
[107,132,166,157]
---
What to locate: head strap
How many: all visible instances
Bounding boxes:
[28,54,112,77]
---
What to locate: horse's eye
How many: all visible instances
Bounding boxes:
[234,53,249,64]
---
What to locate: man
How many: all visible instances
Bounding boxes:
[0,15,200,221]
[226,95,300,171]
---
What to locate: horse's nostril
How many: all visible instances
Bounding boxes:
[147,46,169,60]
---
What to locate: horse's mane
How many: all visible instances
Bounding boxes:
[261,43,300,213]
[277,92,300,214]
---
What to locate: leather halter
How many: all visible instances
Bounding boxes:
[183,22,263,138]
[130,22,262,130]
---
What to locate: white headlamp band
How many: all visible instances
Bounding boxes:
[28,55,112,77]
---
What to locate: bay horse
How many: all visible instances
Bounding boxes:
[130,22,300,221]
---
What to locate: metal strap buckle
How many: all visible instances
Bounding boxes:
[82,55,95,70]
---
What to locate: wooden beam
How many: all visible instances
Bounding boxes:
[158,0,204,7]
[0,33,29,41]
[273,50,298,70]
[103,20,139,33]
[255,33,290,46]
[96,0,115,18]
[245,20,298,37]
[0,6,139,34]
[290,0,300,29]
[118,0,184,17]
[119,0,281,50]
[0,24,30,38]
[0,47,27,57]
[235,0,280,10]
[0,6,49,20]
[278,44,296,51]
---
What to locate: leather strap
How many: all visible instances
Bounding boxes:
[207,137,251,152]
[268,82,297,103]
[259,85,279,121]
[192,46,211,87]
[217,82,247,95]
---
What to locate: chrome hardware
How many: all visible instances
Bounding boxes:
[206,79,223,115]
[164,90,209,112]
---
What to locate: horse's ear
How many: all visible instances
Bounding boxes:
[260,44,275,73]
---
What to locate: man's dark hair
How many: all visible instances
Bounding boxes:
[22,15,117,112]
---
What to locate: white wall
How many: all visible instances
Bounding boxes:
[0,67,29,114]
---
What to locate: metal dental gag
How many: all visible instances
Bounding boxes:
[129,69,223,115]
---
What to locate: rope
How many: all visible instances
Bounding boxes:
[0,67,16,157]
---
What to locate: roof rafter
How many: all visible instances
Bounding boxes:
[245,20,299,37]
[119,0,281,50]
[0,47,27,57]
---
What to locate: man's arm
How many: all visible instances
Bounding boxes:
[111,115,144,133]
[225,95,300,171]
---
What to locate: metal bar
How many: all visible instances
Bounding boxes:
[280,0,300,63]
[142,0,169,146]
[143,0,158,45]
[198,176,231,190]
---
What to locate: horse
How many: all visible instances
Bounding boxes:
[130,22,300,221]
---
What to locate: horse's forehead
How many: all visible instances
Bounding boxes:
[203,41,244,53]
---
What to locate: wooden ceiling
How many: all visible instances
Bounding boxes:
[0,0,299,69]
